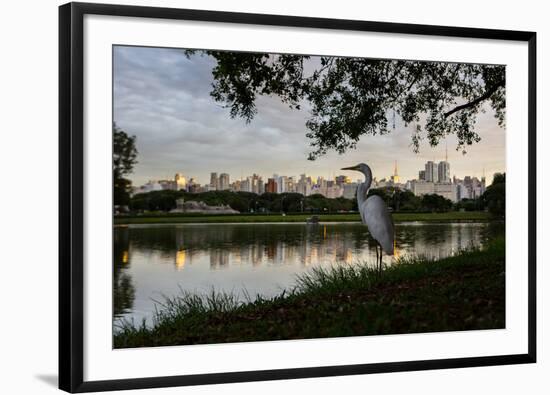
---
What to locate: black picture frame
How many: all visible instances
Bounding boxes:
[59,2,537,393]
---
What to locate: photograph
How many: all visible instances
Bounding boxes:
[112,45,507,348]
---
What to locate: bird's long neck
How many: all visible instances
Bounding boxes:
[357,165,372,207]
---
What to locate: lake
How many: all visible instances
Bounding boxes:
[114,221,504,326]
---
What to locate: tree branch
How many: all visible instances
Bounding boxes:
[444,79,504,118]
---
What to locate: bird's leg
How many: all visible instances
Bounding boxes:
[375,244,379,273]
[375,244,379,270]
[379,248,383,274]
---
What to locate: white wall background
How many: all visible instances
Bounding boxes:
[0,0,547,394]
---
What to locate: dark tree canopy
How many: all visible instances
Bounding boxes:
[482,173,506,217]
[188,50,505,160]
[113,123,138,180]
[129,190,356,214]
[491,172,506,185]
[113,123,138,206]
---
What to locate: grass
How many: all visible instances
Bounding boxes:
[114,211,493,225]
[114,237,505,348]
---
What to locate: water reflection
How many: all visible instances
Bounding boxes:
[113,222,503,326]
[113,227,135,317]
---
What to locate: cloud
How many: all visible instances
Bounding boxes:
[114,46,505,186]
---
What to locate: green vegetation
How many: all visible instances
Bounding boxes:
[113,123,138,206]
[186,51,504,159]
[126,181,505,218]
[114,211,492,225]
[114,238,505,348]
[130,190,356,213]
[481,173,506,218]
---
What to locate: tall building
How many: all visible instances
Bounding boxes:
[230,179,241,192]
[159,179,176,190]
[438,161,450,183]
[425,161,438,183]
[296,174,312,196]
[265,178,277,193]
[390,161,400,184]
[210,172,218,190]
[276,175,287,194]
[343,183,358,199]
[240,178,251,193]
[326,185,343,199]
[457,183,469,200]
[418,170,426,181]
[317,176,327,189]
[335,175,351,186]
[249,174,263,194]
[286,177,296,193]
[434,183,458,202]
[412,181,435,196]
[175,173,187,190]
[470,177,486,198]
[219,173,230,190]
[187,177,200,193]
[438,149,450,183]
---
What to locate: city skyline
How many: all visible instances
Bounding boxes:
[134,157,490,204]
[133,157,501,189]
[114,46,506,189]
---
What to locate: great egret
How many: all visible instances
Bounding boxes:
[341,163,395,271]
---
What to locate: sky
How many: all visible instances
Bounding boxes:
[114,46,506,187]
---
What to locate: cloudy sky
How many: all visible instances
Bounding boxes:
[114,46,506,187]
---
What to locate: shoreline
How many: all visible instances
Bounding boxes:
[114,211,495,225]
[114,220,495,227]
[114,237,505,348]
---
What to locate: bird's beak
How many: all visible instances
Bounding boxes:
[341,165,359,171]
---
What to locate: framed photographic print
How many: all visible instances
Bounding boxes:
[59,2,537,392]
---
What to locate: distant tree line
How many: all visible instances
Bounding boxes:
[129,190,356,214]
[125,172,505,217]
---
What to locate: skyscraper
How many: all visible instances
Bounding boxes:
[250,174,263,194]
[219,173,230,190]
[240,177,251,193]
[438,147,451,183]
[175,173,187,190]
[276,175,287,194]
[335,175,351,186]
[391,161,400,184]
[419,170,426,181]
[265,178,277,193]
[210,172,218,190]
[425,161,438,183]
[438,161,450,183]
[296,174,312,196]
[343,183,358,199]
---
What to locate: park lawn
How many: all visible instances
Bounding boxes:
[114,237,505,348]
[114,211,492,225]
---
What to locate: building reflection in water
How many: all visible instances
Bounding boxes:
[113,226,135,317]
[113,222,504,326]
[121,222,503,271]
[175,249,186,270]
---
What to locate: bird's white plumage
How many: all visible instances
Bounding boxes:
[361,195,395,255]
[341,162,395,259]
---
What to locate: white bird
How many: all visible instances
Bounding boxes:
[341,163,395,270]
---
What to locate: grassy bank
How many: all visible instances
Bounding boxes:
[114,211,492,225]
[114,238,505,348]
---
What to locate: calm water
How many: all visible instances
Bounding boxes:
[114,222,504,326]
